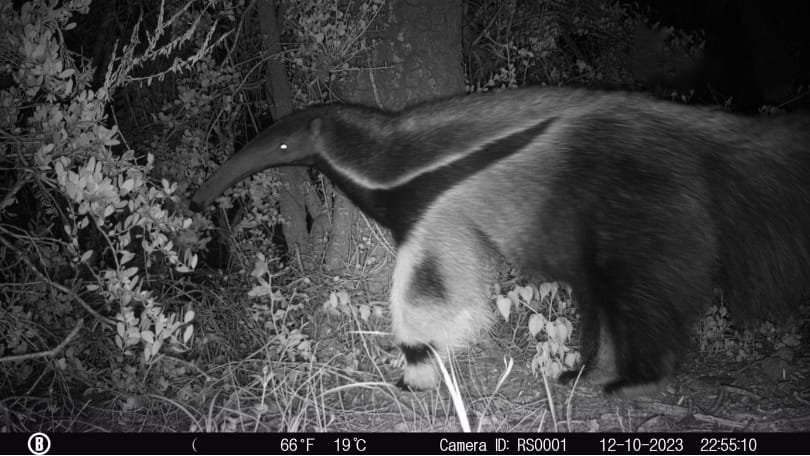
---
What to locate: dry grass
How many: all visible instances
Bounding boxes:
[3,248,809,433]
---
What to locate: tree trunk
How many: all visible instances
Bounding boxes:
[257,0,328,271]
[326,0,465,292]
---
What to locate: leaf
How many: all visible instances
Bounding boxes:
[539,282,557,301]
[121,266,138,279]
[528,313,546,337]
[140,330,155,344]
[555,317,573,341]
[496,295,511,321]
[80,249,93,263]
[184,310,195,323]
[359,304,371,322]
[183,325,194,344]
[142,344,153,363]
[151,340,162,357]
[546,320,558,340]
[251,256,269,278]
[507,288,519,306]
[564,352,581,368]
[518,285,534,303]
[248,283,274,297]
[120,250,134,264]
[120,178,134,194]
[783,334,800,347]
[547,362,562,379]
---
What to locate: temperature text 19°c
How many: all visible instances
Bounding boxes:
[335,437,367,452]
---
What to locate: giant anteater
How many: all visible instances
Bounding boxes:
[192,88,810,396]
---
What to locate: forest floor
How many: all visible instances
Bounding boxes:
[299,316,810,433]
[8,272,810,434]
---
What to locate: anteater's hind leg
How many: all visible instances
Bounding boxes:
[557,274,619,388]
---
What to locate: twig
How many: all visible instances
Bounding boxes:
[477,357,514,432]
[541,373,558,431]
[794,391,810,406]
[722,384,762,401]
[693,413,746,429]
[565,365,585,431]
[158,354,214,382]
[1,177,29,211]
[644,402,690,418]
[704,384,727,414]
[0,230,114,326]
[0,319,83,363]
[358,211,394,257]
[367,54,383,110]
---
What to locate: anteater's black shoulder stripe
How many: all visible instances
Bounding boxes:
[321,117,557,243]
[320,91,569,190]
[385,116,558,241]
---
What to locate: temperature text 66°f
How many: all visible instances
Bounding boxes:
[280,437,314,453]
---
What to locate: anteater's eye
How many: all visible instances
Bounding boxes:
[280,143,288,150]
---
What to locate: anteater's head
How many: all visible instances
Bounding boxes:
[191,110,329,211]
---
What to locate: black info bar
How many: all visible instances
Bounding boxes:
[3,432,806,455]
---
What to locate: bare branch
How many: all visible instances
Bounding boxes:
[0,319,83,363]
[0,176,28,211]
[0,229,115,327]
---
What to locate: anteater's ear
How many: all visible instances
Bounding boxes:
[309,117,323,136]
